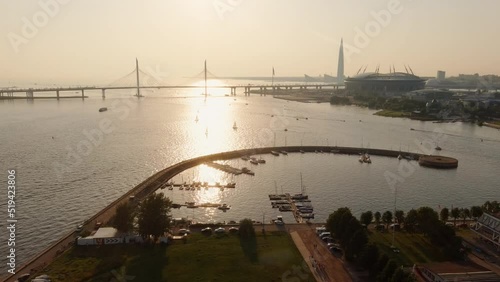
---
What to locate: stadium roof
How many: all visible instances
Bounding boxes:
[347,72,424,81]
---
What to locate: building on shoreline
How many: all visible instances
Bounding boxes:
[345,72,426,96]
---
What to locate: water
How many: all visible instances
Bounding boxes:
[0,84,499,270]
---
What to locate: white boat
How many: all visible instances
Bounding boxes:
[397,154,403,160]
[271,151,280,156]
[250,159,259,165]
[280,150,288,155]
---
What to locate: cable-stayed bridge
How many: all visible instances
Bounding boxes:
[0,60,341,100]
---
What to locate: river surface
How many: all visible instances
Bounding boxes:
[0,81,499,270]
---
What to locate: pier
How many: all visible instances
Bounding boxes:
[4,145,457,282]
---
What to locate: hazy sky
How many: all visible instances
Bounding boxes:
[1,0,499,85]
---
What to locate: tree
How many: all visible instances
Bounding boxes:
[416,207,439,235]
[370,254,389,279]
[471,206,483,219]
[137,193,172,242]
[395,210,405,224]
[360,211,373,227]
[346,229,368,261]
[382,211,393,229]
[113,202,134,233]
[451,207,460,226]
[461,208,471,224]
[404,209,418,232]
[326,207,352,237]
[378,260,398,282]
[239,218,255,239]
[440,207,449,222]
[357,243,379,269]
[374,211,381,226]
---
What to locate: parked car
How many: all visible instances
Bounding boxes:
[16,273,30,282]
[214,227,226,234]
[319,232,331,238]
[76,224,83,232]
[329,246,343,254]
[178,229,191,235]
[321,236,334,243]
[228,227,239,234]
[315,227,327,234]
[201,227,212,235]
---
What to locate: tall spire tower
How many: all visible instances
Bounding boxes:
[337,38,345,85]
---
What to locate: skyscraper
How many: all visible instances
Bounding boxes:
[337,38,344,85]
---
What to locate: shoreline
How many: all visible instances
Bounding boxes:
[3,145,445,282]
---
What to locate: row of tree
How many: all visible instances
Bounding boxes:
[327,208,415,281]
[359,202,491,231]
[112,193,173,242]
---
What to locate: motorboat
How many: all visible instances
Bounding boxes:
[250,159,259,165]
[271,151,280,156]
[218,204,231,211]
[241,156,250,161]
[257,158,266,164]
[99,107,107,112]
[435,145,442,151]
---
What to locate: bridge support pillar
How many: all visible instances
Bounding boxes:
[102,89,106,99]
[56,90,60,100]
[26,91,34,99]
[81,89,85,99]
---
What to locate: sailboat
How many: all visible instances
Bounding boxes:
[291,173,308,200]
[271,132,280,156]
[233,121,238,130]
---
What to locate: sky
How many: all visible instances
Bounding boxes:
[1,0,499,85]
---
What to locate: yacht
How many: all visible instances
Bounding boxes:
[218,204,231,211]
[291,193,308,200]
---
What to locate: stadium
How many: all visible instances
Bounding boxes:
[345,72,426,95]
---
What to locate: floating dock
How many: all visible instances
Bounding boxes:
[204,162,255,175]
[269,193,314,223]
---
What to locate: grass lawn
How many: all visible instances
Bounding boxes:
[39,232,310,282]
[373,110,410,118]
[369,230,448,266]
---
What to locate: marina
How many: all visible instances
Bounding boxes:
[204,161,256,176]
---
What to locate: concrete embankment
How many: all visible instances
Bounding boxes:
[3,146,440,282]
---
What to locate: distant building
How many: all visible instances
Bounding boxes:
[414,262,500,282]
[437,70,446,80]
[337,38,344,85]
[471,213,500,251]
[344,72,425,95]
